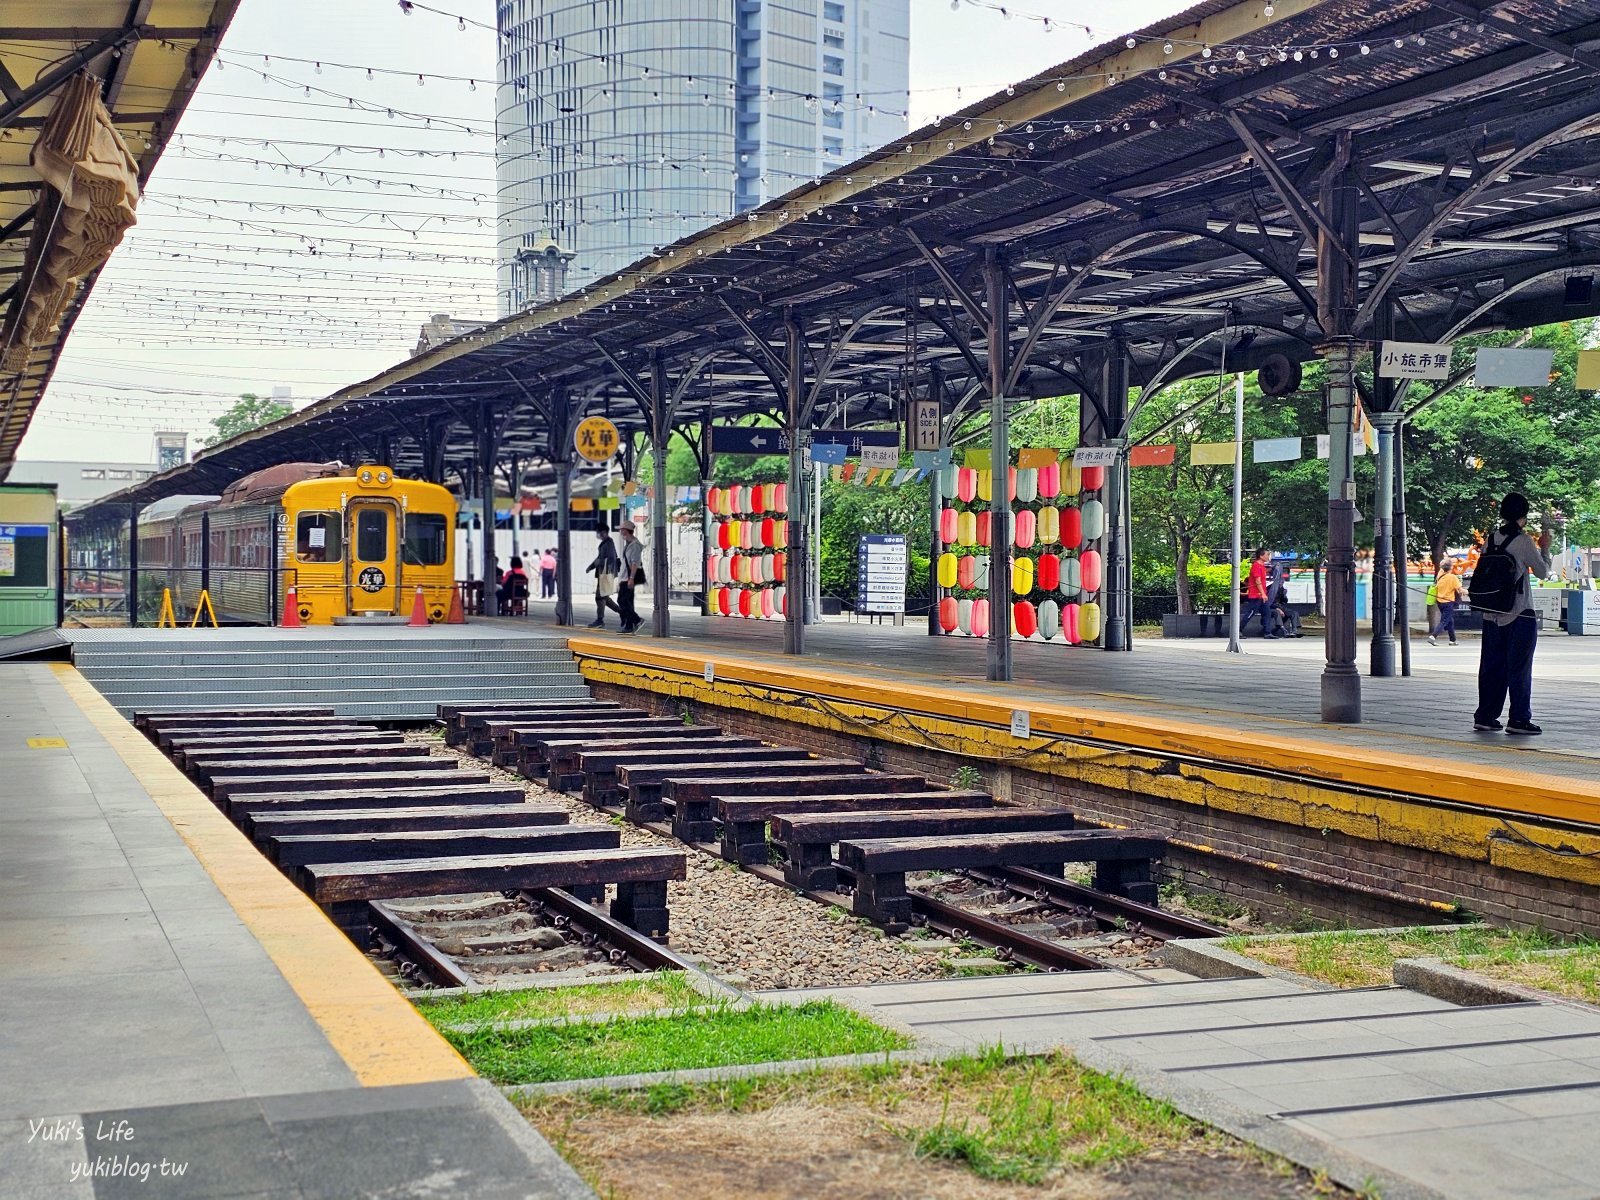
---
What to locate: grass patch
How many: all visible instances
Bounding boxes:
[516,1049,1344,1197]
[1223,925,1564,988]
[908,1056,1190,1182]
[1447,941,1600,1005]
[415,971,705,1026]
[445,999,909,1084]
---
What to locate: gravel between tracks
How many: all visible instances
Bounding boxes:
[407,732,948,991]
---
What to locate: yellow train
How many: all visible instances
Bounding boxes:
[137,462,457,625]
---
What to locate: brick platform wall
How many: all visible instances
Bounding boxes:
[592,679,1600,935]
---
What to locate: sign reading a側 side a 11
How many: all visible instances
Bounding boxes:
[857,533,908,615]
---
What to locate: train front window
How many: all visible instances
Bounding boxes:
[296,513,342,562]
[355,509,388,562]
[403,514,448,566]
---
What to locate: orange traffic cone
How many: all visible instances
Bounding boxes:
[281,585,303,629]
[445,586,466,624]
[407,585,429,627]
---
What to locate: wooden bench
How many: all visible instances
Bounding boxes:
[772,807,1077,890]
[270,823,618,868]
[438,699,616,739]
[304,846,687,939]
[452,703,625,752]
[227,782,519,821]
[482,708,649,742]
[166,730,406,764]
[717,791,993,865]
[489,718,694,769]
[213,768,491,810]
[153,721,372,749]
[619,759,864,826]
[838,829,1166,926]
[197,755,458,793]
[513,726,731,779]
[246,802,568,840]
[181,742,426,773]
[667,772,927,845]
[137,706,334,734]
[577,743,795,808]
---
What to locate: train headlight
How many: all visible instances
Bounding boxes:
[377,470,391,485]
[359,469,373,484]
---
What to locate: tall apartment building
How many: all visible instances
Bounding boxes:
[495,0,909,315]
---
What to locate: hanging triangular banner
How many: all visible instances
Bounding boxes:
[1015,447,1055,469]
[963,448,992,469]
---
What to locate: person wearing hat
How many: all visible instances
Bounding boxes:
[1473,492,1552,735]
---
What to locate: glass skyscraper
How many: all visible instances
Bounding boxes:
[495,0,910,314]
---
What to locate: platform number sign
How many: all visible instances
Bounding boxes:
[909,399,942,453]
[574,416,621,464]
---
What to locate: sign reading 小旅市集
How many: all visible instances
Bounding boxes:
[1378,341,1453,380]
[574,416,621,463]
[856,534,908,615]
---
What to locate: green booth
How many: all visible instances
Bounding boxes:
[0,483,59,636]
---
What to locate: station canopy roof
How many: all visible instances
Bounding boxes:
[0,1,239,480]
[76,0,1600,516]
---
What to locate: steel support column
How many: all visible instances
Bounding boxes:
[127,503,139,628]
[1318,133,1361,724]
[1370,410,1402,677]
[648,355,671,638]
[783,310,806,656]
[1101,352,1131,652]
[1395,423,1413,676]
[554,454,574,625]
[477,405,498,618]
[1369,300,1398,678]
[984,249,1012,682]
[1321,340,1361,721]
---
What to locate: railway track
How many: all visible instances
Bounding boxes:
[137,704,692,993]
[446,702,1222,977]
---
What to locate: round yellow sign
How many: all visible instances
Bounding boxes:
[573,415,620,464]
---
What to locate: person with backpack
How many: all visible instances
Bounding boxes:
[1470,493,1552,734]
[1428,558,1461,647]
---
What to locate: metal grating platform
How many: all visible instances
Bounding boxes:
[64,627,589,719]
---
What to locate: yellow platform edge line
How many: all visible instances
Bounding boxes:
[567,637,1600,824]
[51,664,473,1088]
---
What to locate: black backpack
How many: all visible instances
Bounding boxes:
[1469,532,1522,615]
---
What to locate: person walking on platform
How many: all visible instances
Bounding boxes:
[1429,558,1461,647]
[616,524,645,634]
[1241,547,1272,636]
[585,528,624,628]
[538,547,557,598]
[1471,493,1552,735]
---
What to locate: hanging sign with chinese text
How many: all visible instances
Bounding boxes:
[573,415,621,463]
[1377,341,1453,380]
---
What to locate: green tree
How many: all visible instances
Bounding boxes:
[1402,321,1600,566]
[202,392,291,447]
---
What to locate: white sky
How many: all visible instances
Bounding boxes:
[19,0,1193,462]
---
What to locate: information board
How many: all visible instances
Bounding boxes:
[0,524,50,588]
[856,534,908,615]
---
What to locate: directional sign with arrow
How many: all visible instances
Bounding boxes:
[710,427,792,456]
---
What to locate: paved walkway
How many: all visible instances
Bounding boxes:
[790,970,1600,1200]
[0,663,590,1199]
[491,600,1600,784]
